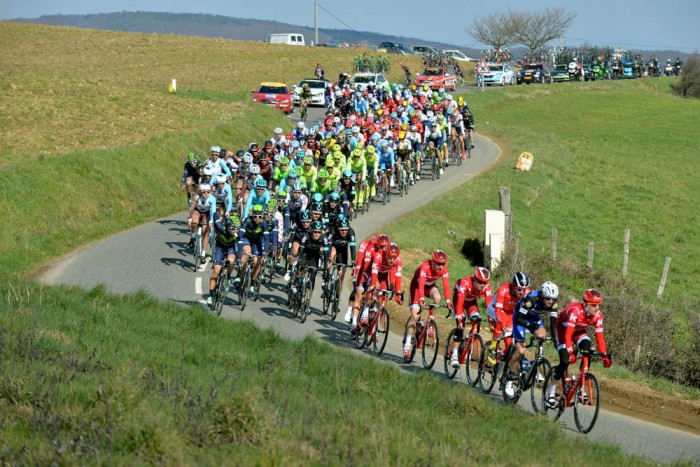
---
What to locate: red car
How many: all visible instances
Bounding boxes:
[414,67,457,91]
[251,82,293,114]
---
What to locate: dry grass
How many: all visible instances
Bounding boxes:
[0,21,426,160]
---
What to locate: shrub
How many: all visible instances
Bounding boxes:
[673,53,700,98]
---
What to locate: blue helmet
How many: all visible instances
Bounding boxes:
[288,168,298,178]
[329,191,340,202]
[256,178,267,188]
[342,169,353,178]
[337,216,349,228]
[312,192,324,203]
[300,209,312,221]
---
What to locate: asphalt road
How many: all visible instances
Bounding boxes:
[41,107,700,464]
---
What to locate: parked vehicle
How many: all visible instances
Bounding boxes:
[550,65,570,83]
[516,63,552,84]
[350,72,391,92]
[443,49,474,62]
[292,78,331,107]
[264,33,305,46]
[379,41,413,55]
[477,62,515,86]
[412,45,441,57]
[251,82,293,113]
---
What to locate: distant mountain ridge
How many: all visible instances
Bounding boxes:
[13,11,482,56]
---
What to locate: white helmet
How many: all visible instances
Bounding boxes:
[541,281,559,299]
[426,110,434,118]
[250,164,261,175]
[243,154,253,164]
[216,175,226,184]
[203,167,214,176]
[297,121,305,129]
[199,184,211,192]
[210,145,221,154]
[333,116,341,124]
[274,127,283,135]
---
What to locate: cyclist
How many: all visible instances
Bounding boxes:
[213,175,234,217]
[329,215,356,290]
[287,180,309,226]
[187,184,216,261]
[366,242,403,317]
[181,152,203,206]
[349,234,389,332]
[263,198,283,280]
[395,131,413,186]
[545,289,613,409]
[206,215,241,307]
[205,145,232,179]
[244,178,270,219]
[298,85,312,119]
[338,169,356,218]
[290,220,329,296]
[485,271,531,365]
[404,249,452,358]
[235,204,269,292]
[447,107,466,160]
[503,281,559,397]
[284,209,312,282]
[448,266,492,368]
[364,145,379,199]
[424,120,444,174]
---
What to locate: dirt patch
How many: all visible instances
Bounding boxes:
[600,377,700,435]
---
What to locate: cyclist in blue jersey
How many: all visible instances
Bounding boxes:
[244,177,270,219]
[206,214,241,307]
[234,204,269,292]
[377,140,395,199]
[187,183,216,262]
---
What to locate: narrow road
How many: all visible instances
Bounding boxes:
[41,111,700,464]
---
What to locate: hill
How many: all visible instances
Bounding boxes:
[13,11,482,55]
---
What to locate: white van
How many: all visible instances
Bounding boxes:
[265,33,306,46]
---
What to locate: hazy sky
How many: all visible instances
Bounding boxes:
[1,0,698,51]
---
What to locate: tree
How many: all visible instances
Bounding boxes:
[511,7,575,58]
[468,11,516,55]
[674,54,700,99]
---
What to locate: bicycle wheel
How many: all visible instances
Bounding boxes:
[530,358,552,414]
[193,231,202,272]
[355,314,368,349]
[430,158,436,181]
[371,307,389,355]
[502,369,523,405]
[214,270,228,316]
[574,373,600,433]
[329,277,341,321]
[402,317,416,363]
[238,266,250,311]
[421,320,439,369]
[298,277,309,323]
[466,134,472,159]
[443,329,459,380]
[322,278,331,315]
[464,334,483,387]
[542,367,565,422]
[478,340,498,394]
[456,139,463,166]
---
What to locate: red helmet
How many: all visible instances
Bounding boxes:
[375,234,391,249]
[386,242,400,259]
[582,289,603,305]
[432,249,447,264]
[474,266,490,283]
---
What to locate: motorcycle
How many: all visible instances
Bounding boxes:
[592,64,608,80]
[568,63,583,81]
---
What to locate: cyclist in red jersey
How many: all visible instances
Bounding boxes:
[545,289,612,408]
[447,266,492,368]
[404,249,452,358]
[367,242,403,308]
[485,271,531,365]
[348,234,390,334]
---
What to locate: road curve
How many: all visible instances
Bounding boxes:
[40,115,700,464]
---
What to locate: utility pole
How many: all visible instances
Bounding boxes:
[314,0,318,46]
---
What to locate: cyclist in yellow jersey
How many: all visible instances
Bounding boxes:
[328,144,347,170]
[299,156,317,192]
[312,169,334,197]
[364,145,379,197]
[324,157,341,189]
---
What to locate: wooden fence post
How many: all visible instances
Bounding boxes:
[622,228,631,278]
[499,187,511,243]
[551,228,558,261]
[657,257,672,298]
[587,242,595,270]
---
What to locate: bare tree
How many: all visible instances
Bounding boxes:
[468,11,516,55]
[511,7,575,57]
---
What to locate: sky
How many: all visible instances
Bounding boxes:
[1,0,698,52]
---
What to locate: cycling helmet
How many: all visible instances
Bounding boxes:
[187,152,197,162]
[230,215,241,228]
[250,164,261,175]
[325,158,335,168]
[474,266,491,283]
[243,154,253,164]
[292,180,304,191]
[266,199,277,213]
[342,169,353,178]
[291,140,300,149]
[352,148,363,158]
[274,127,283,135]
[337,216,349,228]
[541,281,559,299]
[203,167,214,177]
[300,210,312,222]
[582,289,603,305]
[277,189,287,199]
[296,149,306,158]
[318,169,329,179]
[311,220,324,232]
[249,142,259,151]
[297,122,306,129]
[512,271,530,288]
[329,191,340,202]
[310,202,323,213]
[279,156,290,165]
[366,145,376,154]
[224,218,237,230]
[252,204,264,215]
[303,156,314,165]
[437,113,445,121]
[210,145,221,154]
[426,110,435,118]
[386,242,400,259]
[432,249,447,264]
[216,175,226,184]
[255,178,267,188]
[376,234,390,249]
[199,184,211,192]
[288,168,298,178]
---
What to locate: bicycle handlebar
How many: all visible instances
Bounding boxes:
[580,349,613,359]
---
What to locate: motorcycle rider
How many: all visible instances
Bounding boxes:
[568,57,582,80]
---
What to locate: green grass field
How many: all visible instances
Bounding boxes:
[0,21,698,462]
